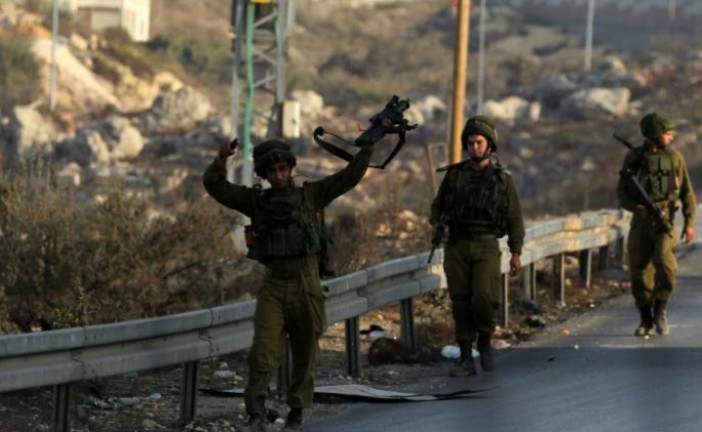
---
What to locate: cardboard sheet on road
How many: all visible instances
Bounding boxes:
[202,384,483,402]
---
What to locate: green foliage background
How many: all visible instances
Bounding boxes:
[0,159,242,332]
[0,36,42,115]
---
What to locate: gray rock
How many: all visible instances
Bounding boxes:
[560,87,630,119]
[140,87,212,134]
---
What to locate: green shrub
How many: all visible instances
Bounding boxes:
[101,27,158,79]
[0,158,241,332]
[146,34,232,85]
[0,37,42,114]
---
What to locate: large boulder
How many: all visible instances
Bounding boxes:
[291,90,325,115]
[140,87,212,134]
[55,116,144,166]
[484,96,541,123]
[560,87,630,120]
[410,95,447,123]
[524,74,579,110]
[0,106,57,168]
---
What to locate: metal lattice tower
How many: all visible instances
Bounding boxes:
[229,0,296,186]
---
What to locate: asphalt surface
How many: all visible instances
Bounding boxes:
[309,226,702,432]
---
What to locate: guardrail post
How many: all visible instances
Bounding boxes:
[498,273,509,329]
[53,383,71,432]
[598,244,609,270]
[400,298,416,353]
[345,317,361,377]
[180,361,199,425]
[554,253,565,307]
[522,263,536,300]
[277,338,291,398]
[579,249,592,288]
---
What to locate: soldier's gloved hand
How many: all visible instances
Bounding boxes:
[635,205,648,219]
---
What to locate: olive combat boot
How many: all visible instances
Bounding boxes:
[477,332,494,372]
[244,415,267,432]
[635,306,654,337]
[653,300,670,336]
[283,408,303,431]
[449,340,477,377]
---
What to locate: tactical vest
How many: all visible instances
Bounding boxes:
[632,147,676,203]
[246,187,322,261]
[443,163,509,235]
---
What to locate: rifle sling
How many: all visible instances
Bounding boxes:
[313,126,406,170]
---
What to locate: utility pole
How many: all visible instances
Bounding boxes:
[50,0,58,111]
[583,0,595,72]
[668,0,677,21]
[476,0,486,115]
[450,0,471,164]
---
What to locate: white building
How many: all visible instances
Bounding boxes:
[61,0,151,42]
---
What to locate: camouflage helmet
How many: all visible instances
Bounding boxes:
[253,140,297,177]
[461,115,499,151]
[640,112,676,141]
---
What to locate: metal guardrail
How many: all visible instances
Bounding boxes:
[0,209,631,431]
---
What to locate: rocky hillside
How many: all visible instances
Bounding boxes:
[1,0,702,222]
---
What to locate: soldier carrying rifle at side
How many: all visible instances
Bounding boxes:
[429,115,525,377]
[615,112,696,338]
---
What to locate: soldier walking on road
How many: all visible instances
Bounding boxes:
[203,138,375,431]
[617,112,696,337]
[430,115,525,377]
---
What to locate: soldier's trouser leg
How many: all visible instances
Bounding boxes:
[470,239,501,335]
[445,240,477,344]
[628,224,678,306]
[627,224,655,308]
[286,272,327,409]
[444,238,501,341]
[652,231,677,301]
[245,278,287,418]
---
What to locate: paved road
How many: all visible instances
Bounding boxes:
[309,237,702,431]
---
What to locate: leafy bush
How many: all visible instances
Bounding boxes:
[146,34,232,85]
[0,36,41,114]
[101,27,158,79]
[0,158,241,332]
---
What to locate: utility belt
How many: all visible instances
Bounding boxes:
[449,231,498,242]
[449,223,499,240]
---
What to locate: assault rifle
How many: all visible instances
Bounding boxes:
[313,95,418,169]
[427,213,449,264]
[613,133,672,234]
[354,95,416,147]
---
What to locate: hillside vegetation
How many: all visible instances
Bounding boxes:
[1,0,702,332]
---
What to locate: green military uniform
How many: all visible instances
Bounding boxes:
[431,157,525,342]
[202,143,373,420]
[431,116,525,375]
[616,113,696,336]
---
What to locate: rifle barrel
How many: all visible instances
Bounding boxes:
[612,133,634,149]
